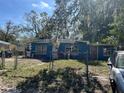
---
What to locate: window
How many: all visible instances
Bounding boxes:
[72,46,79,53]
[116,55,124,68]
[103,48,111,56]
[110,53,117,66]
[36,44,47,55]
[65,45,72,53]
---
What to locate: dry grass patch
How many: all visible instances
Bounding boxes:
[0,58,109,88]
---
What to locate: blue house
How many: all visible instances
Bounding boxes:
[58,39,74,59]
[58,39,89,60]
[25,39,116,61]
[58,42,116,60]
[89,44,116,61]
[71,41,89,60]
[25,39,53,61]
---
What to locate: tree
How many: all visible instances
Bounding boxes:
[0,21,20,42]
[109,1,124,45]
[69,0,117,43]
[51,0,70,39]
[23,10,50,38]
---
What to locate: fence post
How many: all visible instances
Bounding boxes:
[1,51,5,69]
[49,43,54,71]
[84,42,90,86]
[84,50,89,85]
[14,48,18,70]
[96,42,99,60]
[14,40,19,70]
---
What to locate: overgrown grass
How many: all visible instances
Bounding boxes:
[53,60,108,76]
[0,58,108,87]
[1,59,49,86]
[53,60,85,69]
[17,65,110,93]
[88,61,109,76]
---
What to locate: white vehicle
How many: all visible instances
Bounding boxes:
[108,51,124,93]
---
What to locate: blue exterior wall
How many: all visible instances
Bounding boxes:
[58,43,73,59]
[26,39,116,61]
[89,44,115,61]
[71,41,89,60]
[58,41,89,60]
[30,42,52,61]
[97,45,115,60]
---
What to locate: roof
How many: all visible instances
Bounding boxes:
[0,40,11,45]
[91,44,114,46]
[32,39,51,44]
[75,41,89,44]
[59,39,75,43]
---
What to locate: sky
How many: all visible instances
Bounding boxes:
[0,0,55,26]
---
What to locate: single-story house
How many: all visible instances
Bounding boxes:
[0,40,11,50]
[58,39,89,60]
[25,39,53,61]
[25,39,116,61]
[89,44,116,61]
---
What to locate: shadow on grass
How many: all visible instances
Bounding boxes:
[20,57,52,63]
[16,67,110,93]
[92,77,109,93]
[88,61,105,66]
[77,60,105,66]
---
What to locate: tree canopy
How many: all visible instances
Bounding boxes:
[0,0,124,46]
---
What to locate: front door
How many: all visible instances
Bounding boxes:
[65,45,72,59]
[90,46,97,60]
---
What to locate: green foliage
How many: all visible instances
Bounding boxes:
[0,21,20,42]
[51,0,124,45]
[41,69,57,83]
[1,0,124,44]
[110,7,124,45]
[23,10,51,38]
[102,36,118,45]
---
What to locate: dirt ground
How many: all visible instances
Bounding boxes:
[0,58,112,93]
[92,76,112,93]
[0,57,45,93]
[0,77,112,93]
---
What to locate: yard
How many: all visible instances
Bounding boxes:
[0,58,112,93]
